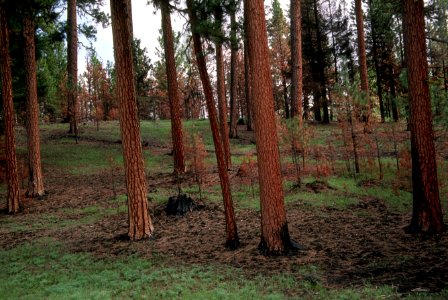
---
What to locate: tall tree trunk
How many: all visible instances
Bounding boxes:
[161,0,185,175]
[243,37,253,131]
[187,0,239,248]
[290,0,302,123]
[245,0,295,255]
[110,0,153,240]
[368,0,385,122]
[403,0,444,234]
[214,8,232,169]
[312,0,329,123]
[355,0,370,125]
[23,14,45,197]
[67,0,78,137]
[229,2,239,139]
[0,5,21,213]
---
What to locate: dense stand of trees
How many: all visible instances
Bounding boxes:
[1,0,446,245]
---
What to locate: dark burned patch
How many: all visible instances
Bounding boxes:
[357,179,383,188]
[305,180,335,193]
[165,194,204,216]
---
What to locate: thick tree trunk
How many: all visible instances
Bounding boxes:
[290,0,302,123]
[355,0,370,125]
[0,5,21,213]
[161,0,185,175]
[215,8,232,169]
[111,0,153,240]
[67,0,78,137]
[403,0,444,234]
[23,14,45,197]
[229,4,239,139]
[245,0,295,255]
[187,0,239,248]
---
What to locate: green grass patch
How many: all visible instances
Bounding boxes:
[1,239,431,299]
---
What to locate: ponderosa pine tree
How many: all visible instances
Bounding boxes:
[290,0,303,121]
[245,0,296,254]
[23,12,45,197]
[403,0,444,234]
[229,0,239,138]
[354,0,370,124]
[0,3,21,213]
[243,32,253,131]
[187,0,239,248]
[160,0,186,174]
[214,5,232,169]
[110,0,153,240]
[67,0,78,137]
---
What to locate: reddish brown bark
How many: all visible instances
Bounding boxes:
[23,14,45,197]
[161,0,185,174]
[290,0,302,122]
[243,39,253,131]
[67,0,78,137]
[187,0,239,248]
[243,5,253,131]
[229,3,238,138]
[0,5,21,214]
[403,0,444,234]
[111,0,153,240]
[214,8,231,169]
[245,0,294,255]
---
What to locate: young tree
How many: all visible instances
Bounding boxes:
[0,3,21,213]
[187,0,239,248]
[403,0,444,234]
[23,12,45,197]
[67,0,78,137]
[245,0,296,254]
[160,0,186,174]
[110,0,153,240]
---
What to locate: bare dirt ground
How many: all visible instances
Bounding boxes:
[1,125,447,295]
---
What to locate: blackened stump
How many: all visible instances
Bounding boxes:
[165,194,196,216]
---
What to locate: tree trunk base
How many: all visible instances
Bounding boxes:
[258,224,306,256]
[25,190,47,199]
[404,223,446,236]
[225,238,240,250]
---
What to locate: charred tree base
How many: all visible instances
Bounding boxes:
[404,222,446,236]
[225,238,240,250]
[25,190,47,200]
[258,224,306,256]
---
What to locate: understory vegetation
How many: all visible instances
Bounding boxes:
[1,120,447,299]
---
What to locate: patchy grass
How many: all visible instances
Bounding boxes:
[0,238,429,300]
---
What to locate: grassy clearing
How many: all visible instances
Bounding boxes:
[2,121,447,299]
[1,238,434,300]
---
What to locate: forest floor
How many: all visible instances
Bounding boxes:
[0,120,447,299]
